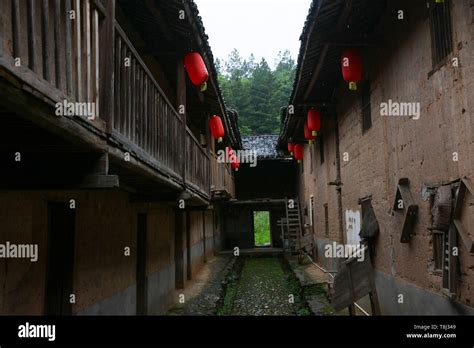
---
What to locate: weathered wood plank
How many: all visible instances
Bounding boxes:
[100,0,115,131]
[54,0,63,90]
[65,0,73,97]
[84,0,91,102]
[93,9,99,117]
[113,35,121,132]
[41,0,52,82]
[453,219,474,254]
[128,54,134,140]
[79,175,119,188]
[12,0,22,60]
[120,41,127,134]
[177,59,186,181]
[0,0,5,56]
[74,0,82,101]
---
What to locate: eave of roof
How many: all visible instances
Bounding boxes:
[277,0,387,149]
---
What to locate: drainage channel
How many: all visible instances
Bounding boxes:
[216,255,315,316]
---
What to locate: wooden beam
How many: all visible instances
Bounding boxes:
[303,0,355,101]
[100,0,116,132]
[11,0,22,60]
[54,0,63,90]
[143,0,176,44]
[0,0,4,56]
[65,0,73,96]
[177,58,187,184]
[291,0,324,106]
[175,207,186,289]
[79,174,119,188]
[42,0,52,82]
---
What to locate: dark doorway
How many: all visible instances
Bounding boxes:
[45,202,76,315]
[136,213,148,315]
[253,211,271,247]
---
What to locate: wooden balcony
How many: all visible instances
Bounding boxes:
[0,0,211,200]
[210,152,235,200]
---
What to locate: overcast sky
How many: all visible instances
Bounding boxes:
[194,0,312,68]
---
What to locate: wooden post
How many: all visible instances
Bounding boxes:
[65,0,73,97]
[202,210,207,263]
[204,113,211,195]
[100,0,116,132]
[174,208,186,289]
[0,0,4,56]
[54,0,63,90]
[177,58,186,184]
[11,0,24,63]
[41,0,52,82]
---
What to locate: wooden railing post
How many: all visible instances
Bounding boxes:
[0,0,3,57]
[177,58,186,184]
[100,0,115,132]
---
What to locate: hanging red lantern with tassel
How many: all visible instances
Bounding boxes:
[304,122,316,144]
[209,115,225,143]
[294,144,304,163]
[225,146,235,162]
[341,48,362,91]
[184,52,209,92]
[307,108,321,136]
[231,156,240,171]
[288,141,295,155]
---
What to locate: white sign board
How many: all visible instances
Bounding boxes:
[345,209,361,245]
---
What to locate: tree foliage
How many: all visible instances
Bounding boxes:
[217,50,295,135]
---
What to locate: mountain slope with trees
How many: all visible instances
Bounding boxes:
[216,49,296,135]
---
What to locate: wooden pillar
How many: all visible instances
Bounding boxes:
[174,207,186,289]
[185,210,192,280]
[100,0,116,132]
[202,210,207,262]
[204,113,212,195]
[177,59,187,184]
[0,0,4,56]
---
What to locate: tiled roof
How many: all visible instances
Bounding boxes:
[242,135,289,160]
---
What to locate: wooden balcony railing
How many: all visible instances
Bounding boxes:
[112,23,184,180]
[0,0,210,198]
[0,0,103,119]
[185,129,210,196]
[0,0,212,199]
[210,153,235,198]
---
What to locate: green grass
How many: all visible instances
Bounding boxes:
[254,211,271,246]
[217,282,238,315]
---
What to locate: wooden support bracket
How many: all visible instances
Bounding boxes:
[453,177,474,253]
[392,178,419,243]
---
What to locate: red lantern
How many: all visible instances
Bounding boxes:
[288,141,295,155]
[184,52,209,91]
[209,115,225,143]
[294,144,304,163]
[341,48,362,91]
[307,108,321,136]
[225,146,235,162]
[231,156,240,171]
[304,122,316,145]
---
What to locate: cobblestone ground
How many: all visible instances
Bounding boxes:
[167,256,235,315]
[168,255,328,316]
[231,257,296,316]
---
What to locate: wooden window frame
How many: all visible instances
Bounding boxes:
[429,0,453,69]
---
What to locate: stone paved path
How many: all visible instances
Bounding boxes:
[232,257,295,316]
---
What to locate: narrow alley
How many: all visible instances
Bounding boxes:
[0,0,473,345]
[168,254,335,316]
